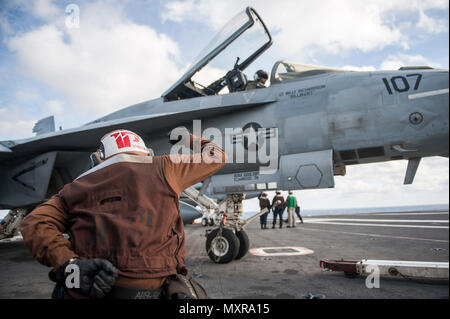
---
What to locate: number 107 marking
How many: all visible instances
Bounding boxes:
[382,74,422,95]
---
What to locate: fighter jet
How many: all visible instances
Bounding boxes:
[0,7,448,263]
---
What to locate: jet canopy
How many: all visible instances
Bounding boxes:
[162,7,272,101]
[270,61,343,83]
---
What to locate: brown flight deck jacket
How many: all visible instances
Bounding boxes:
[271,195,285,209]
[20,135,226,288]
[258,197,270,210]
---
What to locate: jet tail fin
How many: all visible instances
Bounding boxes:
[404,157,421,184]
[32,116,55,136]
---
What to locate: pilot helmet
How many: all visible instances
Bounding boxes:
[98,129,150,160]
[254,69,268,81]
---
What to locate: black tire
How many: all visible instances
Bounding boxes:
[208,218,215,226]
[235,230,250,260]
[205,228,240,264]
[201,218,208,227]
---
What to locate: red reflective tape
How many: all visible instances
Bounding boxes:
[122,133,131,148]
[320,259,358,272]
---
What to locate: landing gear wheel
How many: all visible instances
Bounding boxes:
[235,230,250,260]
[206,228,240,264]
[208,218,215,226]
[201,218,208,227]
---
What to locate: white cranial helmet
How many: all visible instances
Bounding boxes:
[99,129,149,159]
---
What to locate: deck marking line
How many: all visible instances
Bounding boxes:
[368,212,448,216]
[303,221,448,229]
[249,246,314,257]
[408,88,449,100]
[301,227,449,243]
[304,218,448,223]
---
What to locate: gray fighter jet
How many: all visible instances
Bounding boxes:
[0,7,448,263]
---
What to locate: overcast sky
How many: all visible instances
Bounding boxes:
[0,0,448,215]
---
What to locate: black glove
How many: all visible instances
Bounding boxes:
[56,258,118,299]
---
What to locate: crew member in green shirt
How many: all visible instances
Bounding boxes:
[286,191,298,228]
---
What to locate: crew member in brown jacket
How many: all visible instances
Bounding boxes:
[20,129,226,299]
[258,192,270,229]
[271,191,285,229]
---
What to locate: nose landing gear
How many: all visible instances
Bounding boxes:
[183,187,267,264]
[204,193,260,263]
[206,228,239,263]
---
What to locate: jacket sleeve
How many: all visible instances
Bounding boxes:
[162,135,227,195]
[20,194,78,270]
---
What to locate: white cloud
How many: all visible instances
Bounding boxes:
[380,53,441,70]
[339,65,377,72]
[338,158,449,194]
[417,8,449,33]
[44,99,64,114]
[6,1,183,117]
[0,106,35,140]
[31,0,60,22]
[15,90,40,102]
[162,0,448,59]
[162,0,198,23]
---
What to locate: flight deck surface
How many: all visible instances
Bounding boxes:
[0,210,448,299]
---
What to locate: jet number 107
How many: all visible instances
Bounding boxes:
[382,74,422,95]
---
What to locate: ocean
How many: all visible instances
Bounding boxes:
[241,203,449,220]
[1,204,448,223]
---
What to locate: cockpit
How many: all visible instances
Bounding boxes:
[161,7,343,102]
[270,61,343,83]
[162,7,272,101]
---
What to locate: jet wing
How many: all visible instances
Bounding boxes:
[0,95,275,162]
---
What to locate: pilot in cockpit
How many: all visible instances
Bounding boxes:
[245,69,268,91]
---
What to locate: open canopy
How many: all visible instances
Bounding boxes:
[162,7,272,101]
[270,61,344,83]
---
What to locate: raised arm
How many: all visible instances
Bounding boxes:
[163,134,227,195]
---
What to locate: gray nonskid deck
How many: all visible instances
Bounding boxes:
[0,211,448,299]
[184,211,448,299]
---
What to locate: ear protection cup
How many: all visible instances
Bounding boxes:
[89,152,102,168]
[98,142,105,160]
